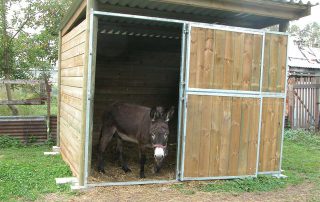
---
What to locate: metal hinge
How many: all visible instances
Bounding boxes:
[183,29,189,35]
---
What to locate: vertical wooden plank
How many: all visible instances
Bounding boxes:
[213,30,226,89]
[238,98,250,175]
[259,98,268,171]
[204,29,215,89]
[228,97,241,176]
[223,31,233,90]
[274,99,284,171]
[184,95,196,177]
[198,96,213,177]
[195,28,206,88]
[218,97,232,176]
[188,28,199,88]
[209,96,222,176]
[269,35,279,92]
[232,32,244,90]
[242,34,253,91]
[270,98,280,171]
[263,34,271,92]
[251,35,262,91]
[246,98,259,175]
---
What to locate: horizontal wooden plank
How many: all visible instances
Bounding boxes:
[60,109,82,134]
[61,77,83,88]
[61,93,82,111]
[293,84,320,89]
[62,19,87,45]
[61,42,85,61]
[60,137,80,177]
[61,66,84,77]
[0,80,45,84]
[61,55,85,69]
[60,85,83,99]
[0,100,44,105]
[60,101,82,122]
[95,87,176,95]
[62,30,86,52]
[60,117,81,145]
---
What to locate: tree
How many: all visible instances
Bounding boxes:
[0,0,72,115]
[289,22,320,47]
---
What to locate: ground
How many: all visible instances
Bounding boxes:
[39,182,319,202]
[0,129,319,201]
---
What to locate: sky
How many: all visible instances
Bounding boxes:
[291,0,320,26]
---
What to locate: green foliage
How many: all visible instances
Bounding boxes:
[0,135,22,148]
[0,146,72,201]
[289,22,320,47]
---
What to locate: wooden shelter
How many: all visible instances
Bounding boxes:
[57,0,312,188]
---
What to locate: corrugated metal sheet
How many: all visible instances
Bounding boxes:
[0,116,57,143]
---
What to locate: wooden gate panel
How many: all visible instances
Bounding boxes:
[184,95,260,177]
[259,98,284,172]
[262,34,288,93]
[188,27,263,91]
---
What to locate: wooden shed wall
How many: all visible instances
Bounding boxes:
[91,34,181,147]
[59,19,87,177]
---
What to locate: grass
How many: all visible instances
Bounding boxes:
[0,85,58,116]
[172,129,320,195]
[0,141,73,201]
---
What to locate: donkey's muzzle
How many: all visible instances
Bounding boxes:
[154,147,165,160]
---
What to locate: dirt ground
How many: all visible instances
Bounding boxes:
[40,182,319,202]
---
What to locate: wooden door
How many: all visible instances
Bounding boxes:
[181,26,263,179]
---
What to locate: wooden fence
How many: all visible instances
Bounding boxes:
[0,116,57,143]
[287,77,320,129]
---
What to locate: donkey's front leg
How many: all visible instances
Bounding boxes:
[139,146,147,178]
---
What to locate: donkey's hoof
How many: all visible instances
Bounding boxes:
[122,166,132,173]
[98,168,105,174]
[140,172,145,178]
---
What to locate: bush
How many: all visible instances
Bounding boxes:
[0,136,22,148]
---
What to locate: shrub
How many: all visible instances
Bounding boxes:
[0,136,22,148]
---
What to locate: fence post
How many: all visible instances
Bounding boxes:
[45,78,51,141]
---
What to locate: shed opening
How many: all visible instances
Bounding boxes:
[89,16,183,183]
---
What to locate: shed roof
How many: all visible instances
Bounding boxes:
[61,0,315,31]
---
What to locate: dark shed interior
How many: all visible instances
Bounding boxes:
[89,17,183,182]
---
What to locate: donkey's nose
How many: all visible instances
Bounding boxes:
[154,147,164,159]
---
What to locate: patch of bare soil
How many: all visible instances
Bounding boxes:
[41,182,318,202]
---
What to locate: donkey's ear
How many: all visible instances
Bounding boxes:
[150,107,157,122]
[165,106,175,122]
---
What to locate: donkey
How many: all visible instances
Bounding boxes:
[97,103,174,178]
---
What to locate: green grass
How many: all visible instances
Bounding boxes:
[0,145,73,201]
[0,85,58,116]
[172,129,320,195]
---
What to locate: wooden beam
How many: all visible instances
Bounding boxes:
[151,0,311,20]
[279,21,289,32]
[0,100,44,105]
[294,84,320,89]
[62,0,86,36]
[0,80,44,84]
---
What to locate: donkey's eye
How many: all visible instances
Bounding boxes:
[151,133,156,139]
[164,133,168,139]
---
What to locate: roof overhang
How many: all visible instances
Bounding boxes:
[60,0,314,33]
